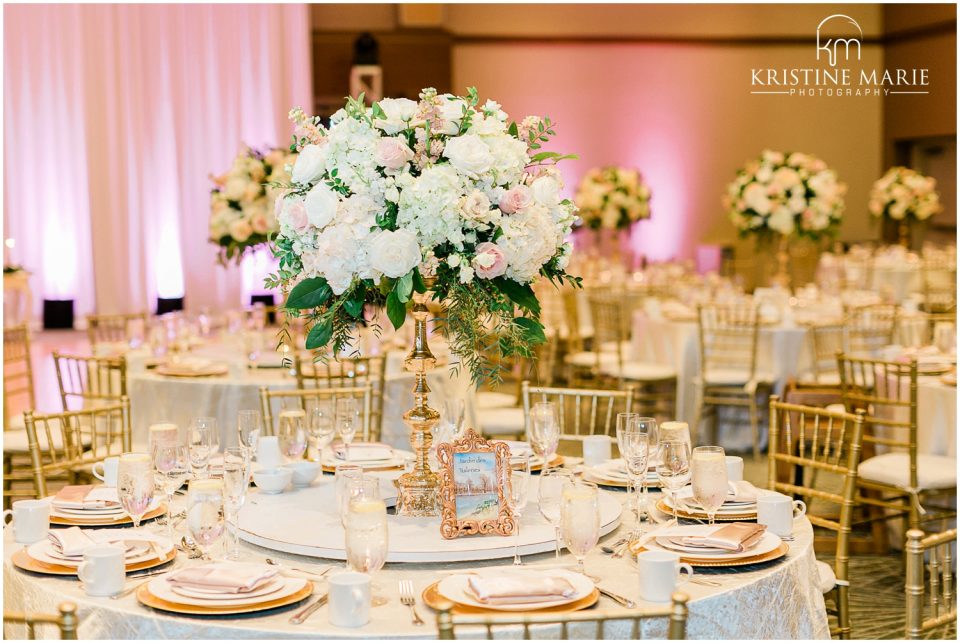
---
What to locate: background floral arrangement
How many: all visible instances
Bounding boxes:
[209,146,296,265]
[868,166,941,222]
[724,149,846,240]
[573,166,651,230]
[267,87,580,384]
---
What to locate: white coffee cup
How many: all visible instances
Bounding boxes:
[2,499,50,544]
[92,456,120,487]
[328,571,371,628]
[638,550,694,603]
[257,436,283,469]
[724,456,744,482]
[756,494,806,538]
[582,435,612,467]
[78,544,125,596]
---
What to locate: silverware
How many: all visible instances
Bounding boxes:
[288,592,328,624]
[601,537,629,555]
[180,535,210,560]
[265,559,332,580]
[598,587,636,608]
[691,578,723,587]
[399,579,424,625]
[110,578,151,600]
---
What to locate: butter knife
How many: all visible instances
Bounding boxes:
[288,592,328,625]
[598,587,636,609]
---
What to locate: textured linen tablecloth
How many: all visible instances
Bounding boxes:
[3,487,828,640]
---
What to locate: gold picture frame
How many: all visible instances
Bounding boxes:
[437,428,515,539]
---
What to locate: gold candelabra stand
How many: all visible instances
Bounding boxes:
[396,278,441,517]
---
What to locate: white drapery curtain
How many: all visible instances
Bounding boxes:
[4,4,312,317]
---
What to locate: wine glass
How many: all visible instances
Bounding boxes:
[529,402,560,469]
[619,421,650,538]
[561,480,600,580]
[615,412,639,495]
[691,446,728,525]
[345,486,389,606]
[307,401,336,461]
[243,330,264,370]
[188,417,219,479]
[659,421,690,453]
[186,479,225,557]
[538,468,573,560]
[657,440,692,522]
[117,453,155,529]
[334,464,364,526]
[509,453,531,566]
[152,443,189,538]
[277,409,308,461]
[237,410,262,461]
[221,447,250,560]
[632,417,658,521]
[335,398,359,462]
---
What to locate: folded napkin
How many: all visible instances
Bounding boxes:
[682,522,766,552]
[167,563,279,594]
[498,441,533,458]
[727,480,761,503]
[332,442,393,462]
[52,485,120,510]
[48,526,167,557]
[466,570,576,605]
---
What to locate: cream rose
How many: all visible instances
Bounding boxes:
[443,135,494,177]
[368,229,422,278]
[291,144,327,184]
[530,176,561,207]
[305,182,339,229]
[223,176,247,201]
[472,242,507,279]
[229,219,253,243]
[374,136,414,171]
[375,97,418,135]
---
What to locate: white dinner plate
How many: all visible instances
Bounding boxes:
[170,577,284,601]
[149,575,307,607]
[28,536,174,568]
[48,497,161,521]
[646,526,782,561]
[46,541,151,563]
[675,486,760,508]
[437,569,594,612]
[51,505,126,517]
[320,448,412,469]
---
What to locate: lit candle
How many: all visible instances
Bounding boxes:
[120,452,150,464]
[189,478,223,493]
[149,423,180,448]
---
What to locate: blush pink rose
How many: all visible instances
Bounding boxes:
[281,198,309,232]
[472,242,508,279]
[374,137,414,171]
[250,213,270,235]
[498,185,532,214]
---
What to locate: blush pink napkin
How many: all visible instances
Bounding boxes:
[332,442,393,462]
[466,571,577,605]
[167,563,278,594]
[52,485,120,510]
[682,523,767,552]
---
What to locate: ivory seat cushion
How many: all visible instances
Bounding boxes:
[599,361,676,381]
[480,407,526,436]
[476,392,518,410]
[564,351,618,368]
[816,560,837,594]
[858,453,957,490]
[702,369,775,386]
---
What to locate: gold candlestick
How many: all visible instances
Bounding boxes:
[772,234,791,290]
[396,278,441,517]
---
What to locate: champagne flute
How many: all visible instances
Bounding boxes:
[335,398,358,462]
[509,453,532,566]
[538,468,573,560]
[691,446,728,525]
[152,443,189,538]
[307,401,336,462]
[561,480,600,581]
[615,412,639,510]
[345,486,389,606]
[221,447,250,560]
[237,410,262,461]
[633,417,658,522]
[657,440,692,522]
[188,417,219,479]
[277,409,308,461]
[186,479,225,557]
[619,421,650,538]
[117,453,155,529]
[529,402,560,469]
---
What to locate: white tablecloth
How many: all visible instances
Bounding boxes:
[3,486,828,640]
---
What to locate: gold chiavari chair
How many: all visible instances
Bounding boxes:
[921,257,957,314]
[768,396,865,640]
[560,286,600,387]
[844,304,898,355]
[3,323,35,429]
[85,311,149,348]
[24,398,131,498]
[3,602,79,640]
[521,381,634,441]
[802,324,844,387]
[52,352,126,412]
[258,385,373,443]
[435,593,688,640]
[841,252,874,291]
[837,353,956,542]
[694,303,773,459]
[905,527,958,639]
[293,354,385,442]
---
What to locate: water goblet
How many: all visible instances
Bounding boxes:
[221,447,250,560]
[188,417,219,479]
[529,402,560,469]
[657,440,692,522]
[691,446,728,525]
[237,410,262,461]
[335,398,359,462]
[152,443,189,538]
[186,479,225,557]
[509,453,532,566]
[538,468,573,560]
[619,421,650,538]
[307,401,336,461]
[117,453,155,529]
[277,409,308,461]
[561,480,600,581]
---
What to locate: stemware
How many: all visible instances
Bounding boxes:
[152,443,189,538]
[615,412,639,494]
[186,479,225,557]
[243,330,264,370]
[334,464,364,526]
[538,468,573,560]
[561,480,600,580]
[618,420,650,538]
[335,398,359,462]
[345,486,389,606]
[277,409,308,461]
[221,447,250,560]
[307,401,336,461]
[632,416,658,521]
[657,440,692,522]
[529,402,560,468]
[691,446,728,525]
[117,453,155,529]
[237,410,262,461]
[509,453,532,566]
[188,417,219,479]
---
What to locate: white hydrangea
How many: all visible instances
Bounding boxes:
[498,204,563,283]
[397,165,466,249]
[324,117,381,194]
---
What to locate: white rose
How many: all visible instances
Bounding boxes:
[224,176,247,201]
[443,135,494,178]
[438,95,468,123]
[374,136,414,171]
[304,182,340,229]
[375,97,418,135]
[291,144,327,184]
[531,176,561,207]
[368,229,422,278]
[743,183,772,215]
[768,206,795,235]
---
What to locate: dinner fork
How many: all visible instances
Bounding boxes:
[398,579,424,626]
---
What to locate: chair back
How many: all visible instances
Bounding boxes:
[696,303,760,380]
[85,312,149,348]
[560,286,588,352]
[293,354,386,441]
[24,398,131,498]
[3,602,78,640]
[52,352,126,412]
[809,324,844,383]
[258,385,373,442]
[521,382,634,440]
[842,253,873,291]
[844,304,898,355]
[436,593,688,639]
[3,323,35,427]
[921,259,957,314]
[906,527,957,639]
[587,293,631,370]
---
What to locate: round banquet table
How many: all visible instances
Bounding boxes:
[125,339,476,452]
[3,483,829,640]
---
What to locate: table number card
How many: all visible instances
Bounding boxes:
[437,429,515,539]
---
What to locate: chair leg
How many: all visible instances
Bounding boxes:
[836,584,851,639]
[749,398,760,460]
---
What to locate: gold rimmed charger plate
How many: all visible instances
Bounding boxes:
[49,503,167,527]
[321,460,403,474]
[583,472,659,490]
[11,545,177,576]
[656,499,756,522]
[154,367,229,378]
[532,455,564,473]
[421,581,598,615]
[629,542,789,568]
[136,579,313,615]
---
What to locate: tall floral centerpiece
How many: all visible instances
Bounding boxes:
[869,167,941,248]
[267,88,579,516]
[209,146,296,265]
[725,150,846,288]
[574,167,651,266]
